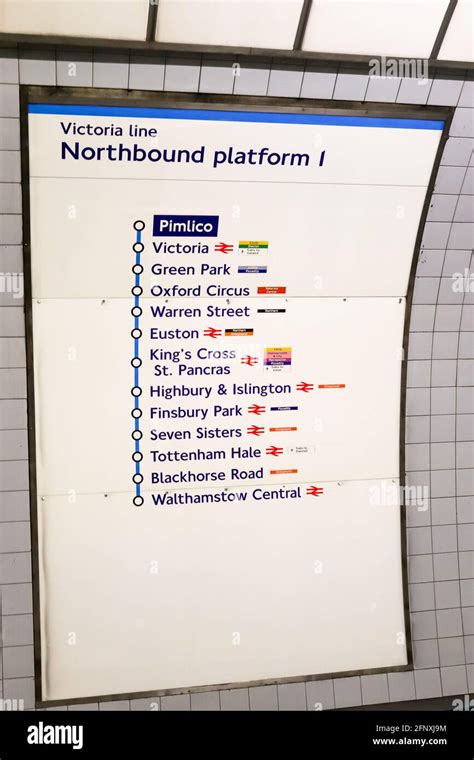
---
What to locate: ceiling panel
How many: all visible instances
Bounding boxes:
[438,0,474,62]
[155,0,305,49]
[302,0,450,58]
[0,0,150,41]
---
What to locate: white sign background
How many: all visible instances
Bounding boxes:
[27,103,443,701]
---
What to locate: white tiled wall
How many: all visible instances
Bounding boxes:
[0,46,473,710]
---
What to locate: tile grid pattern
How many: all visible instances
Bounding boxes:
[0,47,472,711]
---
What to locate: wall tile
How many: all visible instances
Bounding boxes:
[440,665,468,695]
[57,50,93,88]
[416,249,444,277]
[0,520,30,552]
[408,332,433,360]
[2,613,33,646]
[388,671,415,701]
[305,680,334,710]
[457,496,474,523]
[19,50,55,86]
[199,59,233,95]
[277,682,306,710]
[99,700,130,711]
[427,194,457,222]
[190,691,220,711]
[300,67,336,99]
[360,674,389,705]
[219,688,249,711]
[129,697,160,710]
[233,60,270,96]
[0,491,30,522]
[267,65,304,98]
[397,78,433,105]
[441,137,474,167]
[0,50,18,85]
[0,152,21,183]
[0,84,18,117]
[3,677,34,709]
[333,676,362,708]
[408,554,433,582]
[436,608,463,637]
[0,583,32,615]
[406,416,430,444]
[160,694,191,711]
[431,442,455,470]
[93,53,129,89]
[458,81,474,108]
[407,526,432,555]
[434,166,466,194]
[414,668,442,698]
[249,684,278,710]
[434,579,461,609]
[365,76,400,103]
[413,639,439,669]
[434,519,459,554]
[333,72,368,101]
[431,497,456,525]
[450,108,474,139]
[3,645,34,678]
[457,469,474,497]
[406,387,430,416]
[129,54,165,91]
[409,582,435,612]
[439,637,466,667]
[407,360,431,388]
[410,305,436,332]
[428,78,463,107]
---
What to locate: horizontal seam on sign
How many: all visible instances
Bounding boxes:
[0,580,32,585]
[30,477,404,498]
[2,675,33,680]
[406,460,474,472]
[28,175,429,187]
[26,295,410,300]
[411,635,467,640]
[407,446,474,452]
[0,550,30,554]
[408,524,474,528]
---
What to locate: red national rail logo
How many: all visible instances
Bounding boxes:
[214,242,234,253]
[306,486,324,497]
[296,381,314,392]
[241,355,258,366]
[203,327,222,339]
[248,403,266,415]
[266,445,284,457]
[247,425,265,436]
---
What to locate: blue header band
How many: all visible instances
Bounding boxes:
[28,104,445,131]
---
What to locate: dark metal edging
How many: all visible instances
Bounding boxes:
[20,85,451,708]
[2,33,474,75]
[430,0,458,61]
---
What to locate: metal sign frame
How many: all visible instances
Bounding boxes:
[20,85,452,706]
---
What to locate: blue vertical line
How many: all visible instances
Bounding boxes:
[132,224,143,503]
